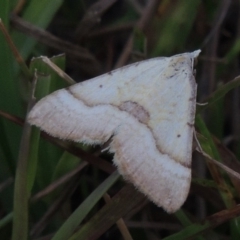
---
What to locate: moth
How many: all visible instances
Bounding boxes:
[28,50,200,213]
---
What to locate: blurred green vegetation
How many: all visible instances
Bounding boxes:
[1,0,240,239]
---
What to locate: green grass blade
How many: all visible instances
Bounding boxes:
[197,76,240,114]
[152,0,201,56]
[11,108,33,240]
[52,171,120,240]
[11,0,64,61]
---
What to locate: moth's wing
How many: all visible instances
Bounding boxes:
[28,50,199,212]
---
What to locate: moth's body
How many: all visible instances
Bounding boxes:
[28,50,200,213]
